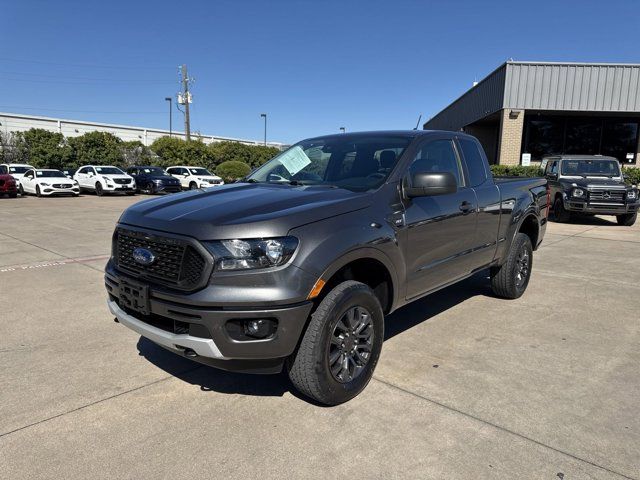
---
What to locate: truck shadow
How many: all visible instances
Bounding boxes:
[136,270,492,402]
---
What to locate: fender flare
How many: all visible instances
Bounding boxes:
[315,246,401,312]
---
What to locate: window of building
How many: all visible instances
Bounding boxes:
[522,114,639,164]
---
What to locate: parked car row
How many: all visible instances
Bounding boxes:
[0,163,225,198]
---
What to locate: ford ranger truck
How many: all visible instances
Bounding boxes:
[105,130,548,405]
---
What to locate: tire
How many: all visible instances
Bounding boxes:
[189,181,198,190]
[553,196,571,222]
[491,233,533,299]
[287,280,384,406]
[616,212,637,226]
[36,185,42,197]
[19,184,24,196]
[95,182,104,196]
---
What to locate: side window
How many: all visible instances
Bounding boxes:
[410,139,463,186]
[25,170,34,179]
[458,138,487,187]
[166,168,174,174]
[550,161,558,175]
[0,165,7,174]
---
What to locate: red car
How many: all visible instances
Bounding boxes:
[0,174,18,198]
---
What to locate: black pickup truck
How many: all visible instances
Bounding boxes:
[105,130,548,405]
[544,155,638,226]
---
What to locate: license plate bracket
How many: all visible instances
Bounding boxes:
[119,278,150,315]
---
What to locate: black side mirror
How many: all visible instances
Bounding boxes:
[547,172,558,180]
[405,171,457,198]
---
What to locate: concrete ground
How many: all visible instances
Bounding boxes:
[0,193,638,480]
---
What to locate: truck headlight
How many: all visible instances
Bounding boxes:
[204,237,298,271]
[572,188,585,197]
[628,189,637,200]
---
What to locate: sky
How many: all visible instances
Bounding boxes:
[1,0,639,144]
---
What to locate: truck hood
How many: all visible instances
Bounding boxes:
[119,182,370,239]
[563,177,627,188]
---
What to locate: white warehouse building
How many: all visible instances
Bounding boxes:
[0,111,286,149]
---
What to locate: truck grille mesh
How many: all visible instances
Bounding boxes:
[115,228,207,289]
[589,189,625,202]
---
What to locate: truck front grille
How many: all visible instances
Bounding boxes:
[115,228,208,290]
[588,189,625,202]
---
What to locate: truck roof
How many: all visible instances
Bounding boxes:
[302,129,475,143]
[542,154,619,161]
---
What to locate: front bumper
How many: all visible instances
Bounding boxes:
[104,184,135,192]
[41,186,80,195]
[105,267,314,373]
[155,183,182,193]
[564,198,639,215]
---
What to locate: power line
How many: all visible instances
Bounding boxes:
[0,70,174,84]
[0,56,168,71]
[0,75,173,86]
[0,106,165,115]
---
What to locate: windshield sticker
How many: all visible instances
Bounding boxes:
[278,146,311,175]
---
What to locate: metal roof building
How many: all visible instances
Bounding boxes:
[0,111,286,149]
[424,61,640,166]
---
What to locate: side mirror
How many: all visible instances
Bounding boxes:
[547,172,558,180]
[405,171,457,198]
[183,172,189,177]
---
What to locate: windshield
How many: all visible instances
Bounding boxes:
[561,159,621,177]
[36,170,66,178]
[95,166,124,175]
[9,166,31,174]
[246,135,411,191]
[189,168,212,176]
[140,167,167,176]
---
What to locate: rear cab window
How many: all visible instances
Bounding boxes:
[458,137,488,187]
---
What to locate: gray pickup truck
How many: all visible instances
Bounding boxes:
[105,130,548,405]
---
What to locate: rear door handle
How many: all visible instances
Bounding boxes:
[459,201,474,214]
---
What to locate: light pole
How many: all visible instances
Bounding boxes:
[165,97,173,137]
[340,127,345,133]
[260,113,267,145]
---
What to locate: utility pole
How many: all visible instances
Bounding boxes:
[179,64,192,141]
[260,113,267,145]
[164,97,173,137]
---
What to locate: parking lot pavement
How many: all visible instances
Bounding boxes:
[1,195,638,479]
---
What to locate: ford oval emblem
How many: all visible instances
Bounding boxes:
[132,247,156,265]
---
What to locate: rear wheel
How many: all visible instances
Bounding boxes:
[617,212,637,226]
[95,182,104,196]
[288,280,384,405]
[491,233,533,299]
[553,197,571,222]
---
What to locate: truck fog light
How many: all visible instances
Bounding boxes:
[245,319,276,339]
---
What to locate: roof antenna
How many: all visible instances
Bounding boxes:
[413,114,422,130]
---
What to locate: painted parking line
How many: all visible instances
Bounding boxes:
[0,254,110,274]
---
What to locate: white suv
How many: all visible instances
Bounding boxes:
[166,166,224,190]
[0,163,36,190]
[74,165,136,196]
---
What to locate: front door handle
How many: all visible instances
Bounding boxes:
[459,201,474,214]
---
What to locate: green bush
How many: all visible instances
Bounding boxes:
[623,166,640,185]
[215,160,251,183]
[490,165,543,177]
[208,141,280,169]
[13,129,71,169]
[67,131,123,167]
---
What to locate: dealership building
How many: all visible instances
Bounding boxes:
[424,61,640,166]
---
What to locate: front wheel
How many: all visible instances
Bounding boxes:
[189,181,198,190]
[95,182,104,196]
[490,233,533,299]
[617,212,637,226]
[19,184,24,196]
[36,185,42,197]
[287,280,384,405]
[553,197,571,222]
